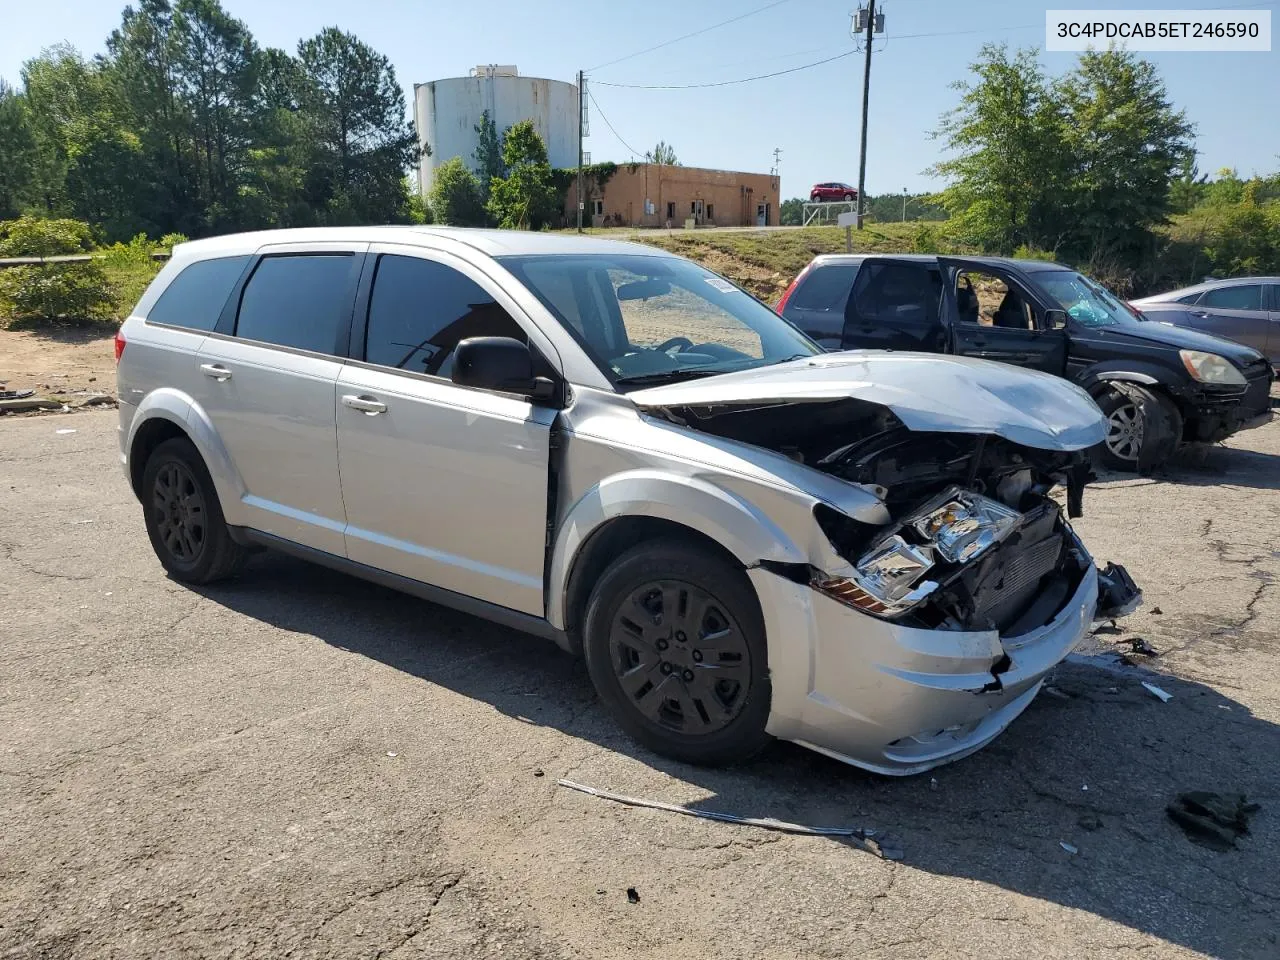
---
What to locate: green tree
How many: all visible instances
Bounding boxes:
[779,196,804,226]
[0,216,117,325]
[645,140,679,165]
[472,109,505,201]
[931,44,1070,254]
[486,120,558,229]
[20,44,148,239]
[296,27,422,224]
[0,81,38,218]
[429,157,485,226]
[1057,47,1193,261]
[171,0,260,229]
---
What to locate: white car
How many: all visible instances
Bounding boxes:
[116,227,1139,775]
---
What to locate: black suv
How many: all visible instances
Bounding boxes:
[778,254,1274,470]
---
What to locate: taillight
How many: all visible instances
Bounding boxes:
[776,264,810,313]
[114,327,126,363]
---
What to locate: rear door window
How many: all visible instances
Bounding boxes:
[1200,284,1262,311]
[363,254,527,380]
[234,254,357,354]
[850,262,940,325]
[147,255,250,331]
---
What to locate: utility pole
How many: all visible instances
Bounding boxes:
[902,187,908,222]
[577,70,585,234]
[853,3,884,230]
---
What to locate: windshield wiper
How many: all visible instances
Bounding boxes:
[614,368,723,386]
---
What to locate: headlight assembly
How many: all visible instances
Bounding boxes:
[814,488,1024,618]
[1180,349,1246,386]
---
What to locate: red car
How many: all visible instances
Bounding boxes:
[810,182,858,202]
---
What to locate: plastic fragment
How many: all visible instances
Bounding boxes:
[1142,682,1173,703]
[1060,841,1078,854]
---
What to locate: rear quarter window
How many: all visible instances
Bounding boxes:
[788,264,858,313]
[145,255,251,331]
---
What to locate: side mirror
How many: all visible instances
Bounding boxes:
[1045,309,1069,330]
[452,336,555,401]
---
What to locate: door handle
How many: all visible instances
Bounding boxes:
[341,394,387,415]
[200,363,232,381]
[1191,310,1209,318]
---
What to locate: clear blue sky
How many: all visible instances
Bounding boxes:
[2,0,1276,199]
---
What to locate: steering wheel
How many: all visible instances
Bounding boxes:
[654,336,694,354]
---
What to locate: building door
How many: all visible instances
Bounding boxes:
[756,203,766,226]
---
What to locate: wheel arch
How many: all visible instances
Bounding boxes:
[547,471,809,652]
[126,390,245,521]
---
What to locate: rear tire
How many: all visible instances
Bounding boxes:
[141,437,247,583]
[843,193,854,201]
[583,541,772,766]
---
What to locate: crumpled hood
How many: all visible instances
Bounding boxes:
[630,351,1107,451]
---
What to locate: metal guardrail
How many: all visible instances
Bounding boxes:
[0,251,171,270]
[802,200,859,227]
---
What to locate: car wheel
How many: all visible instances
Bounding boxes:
[141,437,247,583]
[583,540,772,766]
[1095,384,1179,472]
[843,193,854,201]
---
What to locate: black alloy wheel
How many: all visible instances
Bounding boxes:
[151,459,207,564]
[583,541,772,765]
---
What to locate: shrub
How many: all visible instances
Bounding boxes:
[0,215,95,258]
[0,262,118,326]
[158,233,189,251]
[429,157,485,226]
[100,232,156,268]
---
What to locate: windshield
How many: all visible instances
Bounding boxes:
[1031,270,1140,328]
[498,254,820,387]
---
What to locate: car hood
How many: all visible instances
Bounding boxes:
[1101,320,1264,364]
[630,351,1106,451]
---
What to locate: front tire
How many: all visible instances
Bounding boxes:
[582,541,772,766]
[843,193,854,201]
[141,437,247,583]
[1095,384,1180,472]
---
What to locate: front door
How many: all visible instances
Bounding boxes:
[756,204,766,226]
[335,246,556,616]
[939,258,1067,375]
[1268,283,1280,363]
[197,245,366,556]
[1189,282,1271,355]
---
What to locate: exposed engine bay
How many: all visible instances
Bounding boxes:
[647,396,1136,634]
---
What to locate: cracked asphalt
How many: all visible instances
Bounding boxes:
[2,409,1278,959]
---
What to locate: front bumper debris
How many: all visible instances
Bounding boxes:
[1095,561,1141,621]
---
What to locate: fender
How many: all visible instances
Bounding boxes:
[1073,361,1170,395]
[546,469,809,631]
[127,389,248,526]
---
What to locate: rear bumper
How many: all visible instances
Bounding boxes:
[756,534,1102,776]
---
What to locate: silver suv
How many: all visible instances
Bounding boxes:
[117,227,1138,775]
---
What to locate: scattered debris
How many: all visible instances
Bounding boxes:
[0,389,35,400]
[1043,686,1072,701]
[533,768,545,778]
[1060,841,1079,855]
[556,778,883,848]
[1218,705,1232,711]
[1082,784,1088,791]
[1167,792,1260,851]
[929,777,938,791]
[55,428,76,435]
[385,751,397,758]
[1095,562,1143,620]
[1128,637,1160,657]
[1151,606,1163,615]
[1078,814,1103,832]
[0,396,60,412]
[1093,620,1122,635]
[77,394,116,407]
[626,887,640,904]
[1142,682,1173,703]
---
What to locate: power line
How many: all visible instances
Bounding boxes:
[585,87,644,159]
[592,49,857,90]
[586,0,793,73]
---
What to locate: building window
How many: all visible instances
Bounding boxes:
[706,204,714,220]
[592,199,604,217]
[666,201,675,220]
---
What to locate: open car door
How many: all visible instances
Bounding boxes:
[938,257,1068,376]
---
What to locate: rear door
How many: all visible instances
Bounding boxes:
[1268,283,1280,363]
[196,242,366,556]
[939,258,1067,375]
[780,260,859,349]
[1189,283,1270,354]
[842,258,945,352]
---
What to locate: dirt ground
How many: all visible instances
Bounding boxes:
[2,408,1279,958]
[0,327,118,403]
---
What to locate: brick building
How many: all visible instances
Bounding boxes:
[564,163,779,228]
